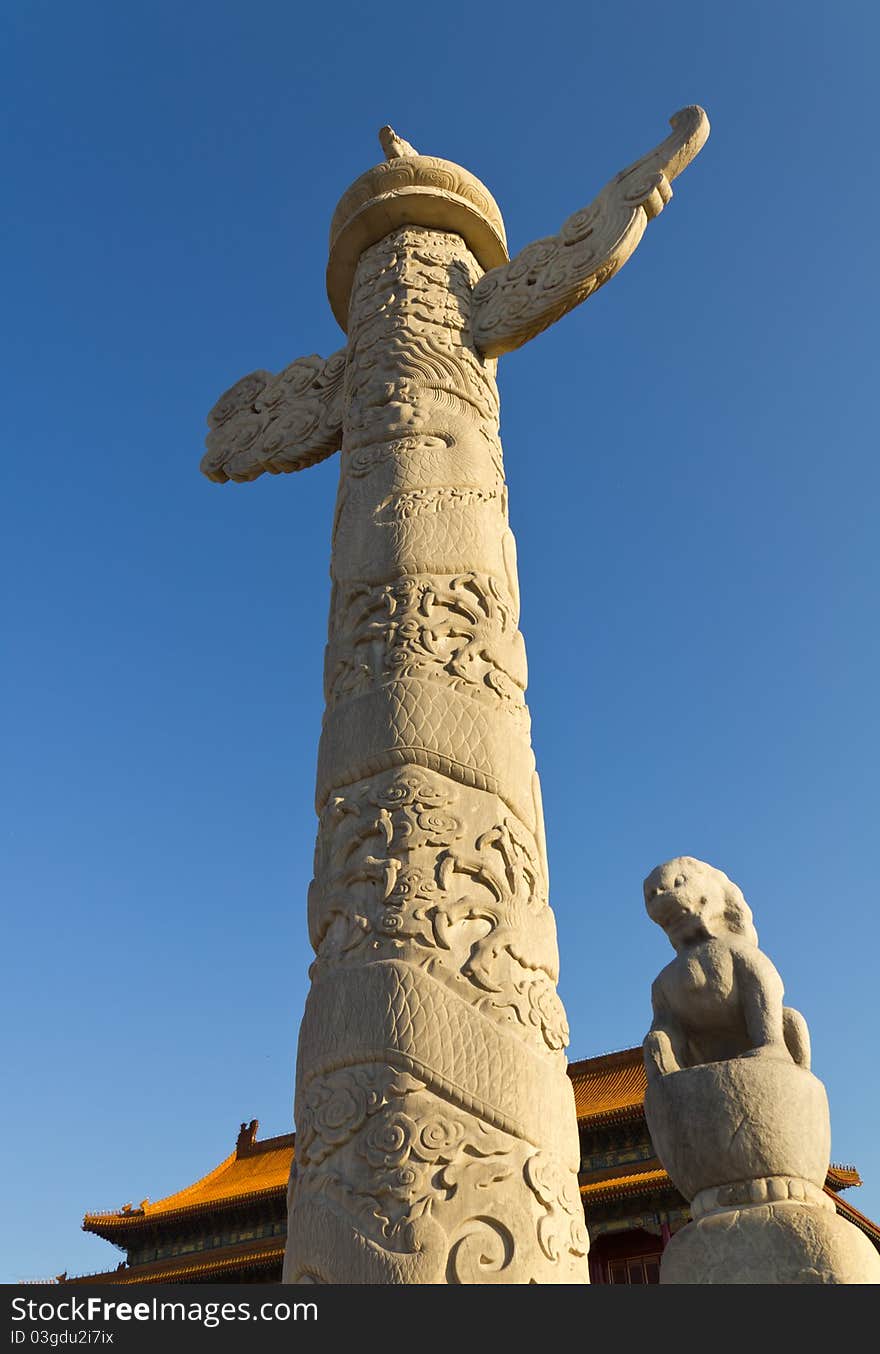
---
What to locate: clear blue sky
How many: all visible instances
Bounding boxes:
[3,1,878,1282]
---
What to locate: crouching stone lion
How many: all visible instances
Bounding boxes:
[642,856,810,1082]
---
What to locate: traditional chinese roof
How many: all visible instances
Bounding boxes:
[580,1164,668,1204]
[83,1121,293,1241]
[69,1236,284,1285]
[830,1190,880,1244]
[827,1164,862,1191]
[578,1162,861,1206]
[569,1046,647,1124]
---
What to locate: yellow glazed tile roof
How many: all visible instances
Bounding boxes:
[70,1236,284,1285]
[826,1188,880,1243]
[83,1126,294,1234]
[580,1165,669,1203]
[568,1046,647,1123]
[826,1164,861,1190]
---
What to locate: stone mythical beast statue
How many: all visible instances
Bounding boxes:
[643,856,811,1077]
[202,112,711,1284]
[642,856,880,1284]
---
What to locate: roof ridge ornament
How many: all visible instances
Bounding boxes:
[236,1118,259,1154]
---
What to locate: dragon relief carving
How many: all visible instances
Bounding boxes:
[525,1151,591,1265]
[306,767,568,1056]
[346,236,498,413]
[324,573,528,715]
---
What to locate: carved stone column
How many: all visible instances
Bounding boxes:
[283,191,588,1283]
[202,113,711,1284]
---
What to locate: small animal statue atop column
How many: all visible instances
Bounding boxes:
[642,856,880,1284]
[202,110,709,1284]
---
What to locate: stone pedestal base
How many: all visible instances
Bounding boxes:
[661,1193,880,1284]
[646,1061,880,1283]
[644,1058,831,1200]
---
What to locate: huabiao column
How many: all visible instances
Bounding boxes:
[201,115,709,1283]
